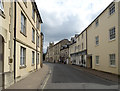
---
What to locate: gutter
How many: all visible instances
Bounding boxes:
[14,1,17,80]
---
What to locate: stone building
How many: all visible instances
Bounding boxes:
[0,0,43,89]
[45,39,70,63]
[60,44,70,64]
[87,0,120,75]
[53,39,70,62]
[69,0,120,75]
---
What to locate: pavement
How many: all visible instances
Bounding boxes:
[71,64,119,82]
[6,64,50,90]
[42,63,119,90]
[1,62,119,90]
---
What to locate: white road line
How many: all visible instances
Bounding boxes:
[41,70,51,90]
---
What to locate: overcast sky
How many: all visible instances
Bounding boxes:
[35,0,113,53]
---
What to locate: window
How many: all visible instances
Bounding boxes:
[82,43,83,49]
[37,53,39,64]
[37,35,39,47]
[82,34,83,39]
[21,12,26,35]
[109,27,115,40]
[75,46,77,51]
[32,28,35,42]
[110,54,115,66]
[78,37,80,41]
[78,45,80,50]
[109,4,115,15]
[36,17,40,29]
[32,5,35,21]
[95,19,99,27]
[95,36,99,45]
[20,47,26,66]
[96,56,99,65]
[0,0,4,11]
[32,51,35,65]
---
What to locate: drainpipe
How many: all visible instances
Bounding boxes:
[9,1,14,72]
[36,32,38,70]
[14,0,17,81]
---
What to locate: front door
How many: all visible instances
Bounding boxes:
[90,56,92,68]
[0,35,4,89]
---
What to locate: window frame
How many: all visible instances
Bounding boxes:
[37,35,39,47]
[95,56,99,65]
[109,27,115,41]
[95,19,99,27]
[21,12,26,36]
[20,47,26,67]
[95,36,99,46]
[32,5,35,21]
[32,28,35,43]
[37,53,39,65]
[32,51,35,65]
[109,54,116,66]
[109,3,115,15]
[82,43,84,50]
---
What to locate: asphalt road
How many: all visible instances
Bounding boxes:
[41,63,118,90]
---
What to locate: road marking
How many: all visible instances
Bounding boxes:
[41,70,51,90]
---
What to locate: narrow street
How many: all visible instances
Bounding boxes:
[40,62,118,90]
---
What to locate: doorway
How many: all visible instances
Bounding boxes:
[0,35,4,89]
[90,56,92,68]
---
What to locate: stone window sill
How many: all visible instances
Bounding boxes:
[0,10,5,19]
[20,65,27,69]
[20,31,27,37]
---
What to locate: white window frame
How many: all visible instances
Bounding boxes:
[95,56,99,65]
[109,3,115,15]
[37,53,39,64]
[95,36,99,45]
[95,19,99,27]
[109,27,115,40]
[32,28,35,42]
[82,43,84,49]
[32,51,35,65]
[109,54,115,66]
[21,12,26,35]
[37,35,39,47]
[36,17,40,29]
[20,47,26,66]
[32,5,35,21]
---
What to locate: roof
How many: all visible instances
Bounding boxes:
[54,39,69,46]
[32,1,43,23]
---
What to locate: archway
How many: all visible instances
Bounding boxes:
[0,35,4,89]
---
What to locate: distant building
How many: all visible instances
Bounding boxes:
[45,39,70,63]
[60,44,70,64]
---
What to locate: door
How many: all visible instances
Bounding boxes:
[90,56,92,68]
[0,35,4,89]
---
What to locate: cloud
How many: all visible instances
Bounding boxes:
[35,0,113,52]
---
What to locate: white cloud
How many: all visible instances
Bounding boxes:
[35,0,113,52]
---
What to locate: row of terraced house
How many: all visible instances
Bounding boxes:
[46,0,120,75]
[0,0,43,89]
